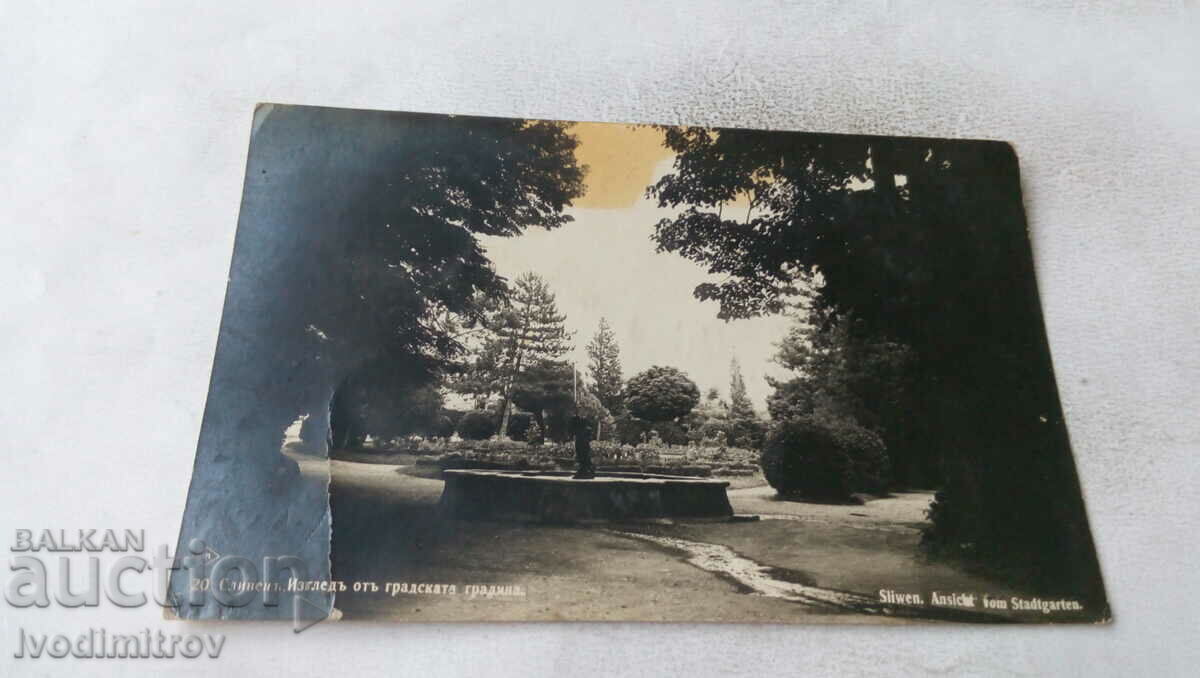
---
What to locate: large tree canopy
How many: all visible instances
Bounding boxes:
[292,112,586,445]
[649,128,1031,347]
[649,126,1101,595]
[323,115,585,378]
[175,108,586,614]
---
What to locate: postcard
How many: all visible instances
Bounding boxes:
[169,104,1108,625]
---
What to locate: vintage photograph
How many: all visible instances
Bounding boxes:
[171,104,1107,624]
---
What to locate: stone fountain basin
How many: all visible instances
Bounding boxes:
[438,469,734,523]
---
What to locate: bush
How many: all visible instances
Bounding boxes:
[506,412,533,441]
[614,413,651,446]
[430,408,467,439]
[727,417,768,450]
[456,410,498,441]
[525,420,544,445]
[544,408,571,443]
[655,421,688,446]
[760,415,889,501]
[624,366,700,423]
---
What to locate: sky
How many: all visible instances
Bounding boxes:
[478,123,794,410]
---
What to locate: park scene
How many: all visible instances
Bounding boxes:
[244,109,1105,623]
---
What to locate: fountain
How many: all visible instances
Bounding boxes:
[438,416,734,523]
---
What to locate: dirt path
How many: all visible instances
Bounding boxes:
[330,459,838,622]
[328,460,1066,623]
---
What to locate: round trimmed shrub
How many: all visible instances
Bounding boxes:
[456,410,498,441]
[624,366,700,423]
[760,415,890,501]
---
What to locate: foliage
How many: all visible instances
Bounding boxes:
[768,308,927,485]
[613,413,696,447]
[543,408,572,443]
[370,384,444,441]
[760,414,889,501]
[653,421,689,446]
[726,357,767,449]
[510,359,575,440]
[411,438,759,473]
[614,413,652,446]
[685,388,730,445]
[623,366,701,424]
[456,410,498,441]
[506,411,534,442]
[576,385,615,439]
[586,318,624,413]
[329,361,445,447]
[648,126,1101,589]
[525,420,544,445]
[453,272,574,437]
[285,111,584,392]
[448,336,508,410]
[263,110,585,458]
[430,409,465,439]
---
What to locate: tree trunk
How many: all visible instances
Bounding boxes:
[496,352,523,438]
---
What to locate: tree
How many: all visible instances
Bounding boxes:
[726,357,766,449]
[648,126,1103,594]
[686,387,729,445]
[509,360,575,442]
[505,412,534,442]
[172,107,587,614]
[727,358,753,415]
[768,307,927,485]
[329,359,446,448]
[276,110,586,450]
[448,330,509,410]
[463,273,573,436]
[586,318,624,413]
[430,409,466,439]
[368,384,444,441]
[614,413,651,446]
[624,366,700,425]
[457,410,498,441]
[307,113,584,392]
[576,382,615,441]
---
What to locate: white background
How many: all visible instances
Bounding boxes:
[2,2,1197,676]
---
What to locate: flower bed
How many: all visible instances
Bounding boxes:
[382,438,760,476]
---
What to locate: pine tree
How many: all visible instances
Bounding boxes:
[728,357,755,418]
[586,317,624,414]
[490,273,573,436]
[727,357,765,448]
